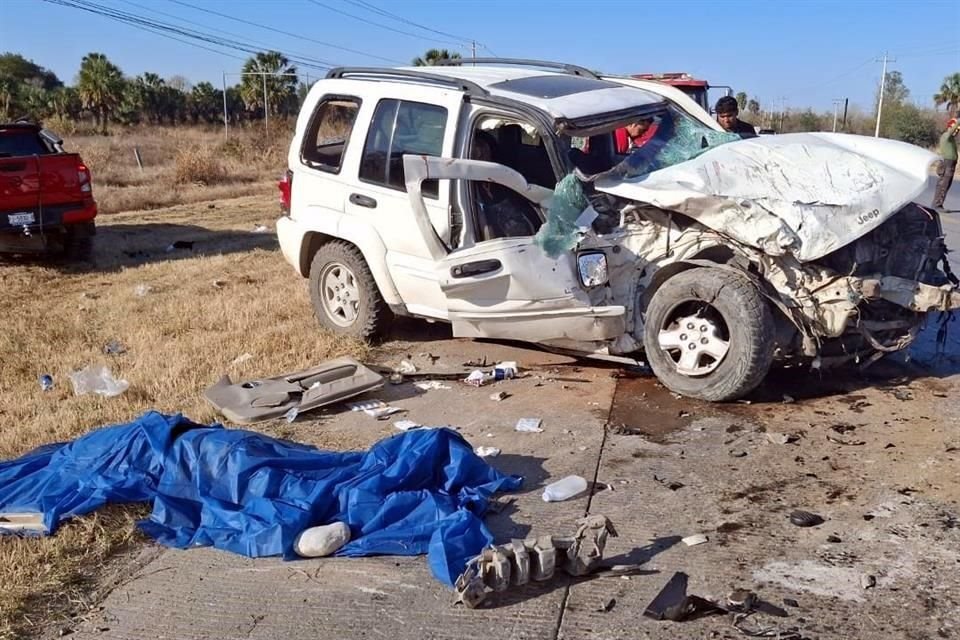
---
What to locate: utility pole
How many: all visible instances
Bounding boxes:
[222,71,228,140]
[832,98,844,132]
[778,97,787,132]
[874,51,895,138]
[471,40,476,64]
[263,72,269,135]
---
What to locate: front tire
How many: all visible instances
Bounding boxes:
[308,240,390,340]
[643,268,775,401]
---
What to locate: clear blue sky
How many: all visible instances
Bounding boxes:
[2,0,958,114]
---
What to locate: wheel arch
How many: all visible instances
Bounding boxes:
[299,225,403,306]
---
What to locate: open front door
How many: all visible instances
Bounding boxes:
[403,156,625,343]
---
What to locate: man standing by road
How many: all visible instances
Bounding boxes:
[933,117,960,211]
[715,96,757,139]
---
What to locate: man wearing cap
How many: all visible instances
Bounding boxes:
[933,117,960,211]
[715,96,757,139]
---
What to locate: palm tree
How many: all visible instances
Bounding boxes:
[77,53,124,133]
[747,98,760,115]
[240,51,298,119]
[0,75,18,120]
[735,92,747,112]
[189,82,222,124]
[934,73,960,117]
[133,72,165,123]
[412,49,462,66]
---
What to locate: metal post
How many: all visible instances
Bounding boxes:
[263,72,269,135]
[222,71,228,140]
[874,52,895,138]
[832,101,839,132]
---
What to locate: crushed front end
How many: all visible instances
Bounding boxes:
[763,204,960,367]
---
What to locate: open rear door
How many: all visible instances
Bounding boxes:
[403,155,625,343]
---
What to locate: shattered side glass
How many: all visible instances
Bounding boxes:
[534,174,589,258]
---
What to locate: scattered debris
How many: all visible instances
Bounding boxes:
[397,360,418,375]
[102,340,127,356]
[358,404,404,419]
[782,395,796,404]
[205,358,384,424]
[643,571,725,621]
[231,353,253,366]
[394,420,421,432]
[453,515,617,608]
[474,446,500,458]
[388,373,404,385]
[516,418,543,433]
[413,380,451,391]
[827,434,866,446]
[252,224,270,233]
[830,424,857,434]
[296,522,352,557]
[133,283,153,297]
[465,370,489,387]
[38,374,54,392]
[789,510,825,527]
[489,391,509,402]
[542,475,587,502]
[69,365,129,397]
[681,533,709,547]
[654,475,685,491]
[730,450,748,458]
[827,534,842,543]
[284,407,299,423]
[848,399,872,413]
[766,432,799,445]
[891,388,913,401]
[783,598,800,608]
[79,292,99,300]
[860,574,877,589]
[212,279,227,289]
[596,597,617,613]
[494,361,518,380]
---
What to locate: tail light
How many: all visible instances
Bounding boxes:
[78,163,92,193]
[278,169,293,214]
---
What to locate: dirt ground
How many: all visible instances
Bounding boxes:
[2,194,960,640]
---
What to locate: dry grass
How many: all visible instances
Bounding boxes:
[66,125,291,214]
[0,194,367,638]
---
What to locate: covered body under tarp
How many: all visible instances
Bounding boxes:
[0,412,522,585]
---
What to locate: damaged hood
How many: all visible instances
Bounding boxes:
[594,133,939,262]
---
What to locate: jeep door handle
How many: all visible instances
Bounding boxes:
[349,193,377,208]
[450,259,502,278]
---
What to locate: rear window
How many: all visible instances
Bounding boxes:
[359,99,447,198]
[0,130,52,157]
[300,96,361,172]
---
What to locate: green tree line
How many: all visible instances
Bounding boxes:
[0,51,306,133]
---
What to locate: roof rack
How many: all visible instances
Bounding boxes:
[325,67,488,95]
[434,58,600,79]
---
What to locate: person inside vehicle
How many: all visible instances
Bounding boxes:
[470,131,543,239]
[614,117,658,153]
[715,96,757,139]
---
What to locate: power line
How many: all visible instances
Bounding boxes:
[165,0,403,64]
[343,0,477,46]
[44,0,336,70]
[304,0,464,47]
[117,0,342,67]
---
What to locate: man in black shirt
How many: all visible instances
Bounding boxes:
[715,96,757,139]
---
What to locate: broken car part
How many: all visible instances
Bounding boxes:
[453,515,617,608]
[643,571,726,622]
[203,358,383,424]
[788,510,825,527]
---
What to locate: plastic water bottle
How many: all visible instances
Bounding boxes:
[542,475,588,502]
[39,374,54,391]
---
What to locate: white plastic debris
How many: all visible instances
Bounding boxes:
[474,446,501,458]
[284,407,299,423]
[516,418,543,433]
[231,353,253,366]
[494,361,518,380]
[542,475,587,502]
[69,365,129,397]
[682,534,709,547]
[464,370,491,387]
[393,419,421,432]
[348,399,386,412]
[413,380,451,391]
[294,521,351,558]
[490,391,509,402]
[133,284,153,297]
[365,406,403,419]
[252,224,270,234]
[398,360,418,374]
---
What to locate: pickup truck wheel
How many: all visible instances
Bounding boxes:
[309,241,390,340]
[643,268,775,402]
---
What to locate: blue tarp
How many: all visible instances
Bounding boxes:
[0,412,522,586]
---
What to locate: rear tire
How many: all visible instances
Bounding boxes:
[308,240,390,340]
[643,268,775,402]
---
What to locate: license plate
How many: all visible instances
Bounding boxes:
[8,212,35,226]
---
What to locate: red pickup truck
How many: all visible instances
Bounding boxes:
[0,122,97,260]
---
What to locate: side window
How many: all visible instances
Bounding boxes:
[359,99,447,198]
[300,97,360,172]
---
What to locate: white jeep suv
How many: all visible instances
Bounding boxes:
[277,59,959,401]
